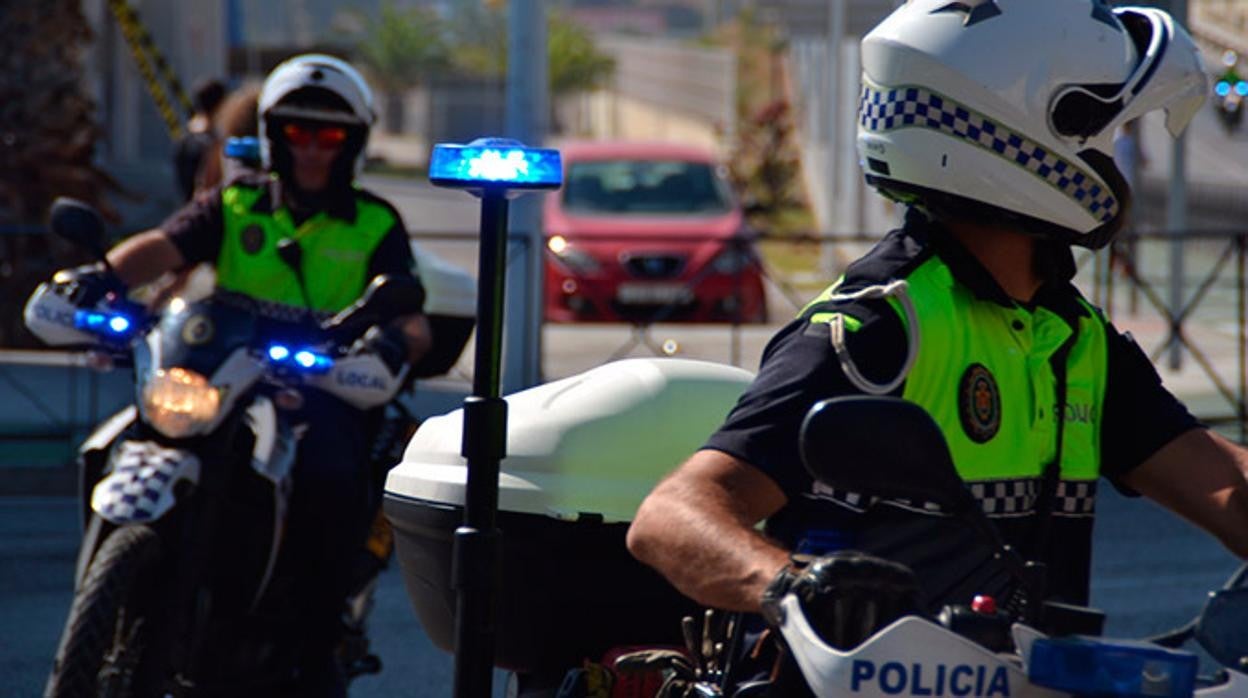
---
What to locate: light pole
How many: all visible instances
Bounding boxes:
[428,138,563,698]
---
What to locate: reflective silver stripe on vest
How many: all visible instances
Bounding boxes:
[826,279,920,395]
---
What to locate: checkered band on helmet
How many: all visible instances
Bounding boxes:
[858,80,1119,225]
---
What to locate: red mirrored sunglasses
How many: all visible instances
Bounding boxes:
[281,122,349,149]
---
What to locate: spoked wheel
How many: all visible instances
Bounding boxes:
[44,525,160,698]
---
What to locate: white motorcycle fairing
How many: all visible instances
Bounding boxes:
[776,595,1062,698]
[243,396,301,609]
[777,595,1248,697]
[306,352,407,410]
[91,440,202,524]
[23,280,101,346]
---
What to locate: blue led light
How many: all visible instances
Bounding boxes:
[1028,636,1197,698]
[75,310,133,337]
[1236,81,1248,96]
[107,316,131,334]
[294,350,317,368]
[1217,81,1232,97]
[429,138,562,191]
[268,344,291,361]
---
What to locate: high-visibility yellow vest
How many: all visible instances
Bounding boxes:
[217,183,394,314]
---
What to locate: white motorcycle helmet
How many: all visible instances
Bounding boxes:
[258,53,377,181]
[857,0,1207,249]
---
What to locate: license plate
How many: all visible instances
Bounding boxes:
[616,283,692,305]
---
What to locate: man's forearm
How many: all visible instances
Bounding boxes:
[627,450,791,612]
[630,501,789,612]
[106,230,186,288]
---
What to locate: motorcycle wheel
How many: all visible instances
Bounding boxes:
[44,525,160,698]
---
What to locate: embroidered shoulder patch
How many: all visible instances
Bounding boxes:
[959,363,1000,443]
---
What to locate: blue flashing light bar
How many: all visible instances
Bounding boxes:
[225,136,260,161]
[75,310,134,337]
[1028,636,1197,698]
[428,138,562,191]
[1217,80,1232,97]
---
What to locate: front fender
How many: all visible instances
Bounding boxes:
[92,440,201,524]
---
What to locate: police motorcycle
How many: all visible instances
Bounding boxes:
[710,395,1248,698]
[385,357,1248,697]
[28,198,429,697]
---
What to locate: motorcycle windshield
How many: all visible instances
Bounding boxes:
[150,295,321,377]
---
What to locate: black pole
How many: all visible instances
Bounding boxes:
[453,188,510,698]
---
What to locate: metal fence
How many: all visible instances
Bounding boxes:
[4,229,1247,468]
[537,230,1248,440]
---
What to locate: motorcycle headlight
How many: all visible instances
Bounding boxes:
[141,367,221,438]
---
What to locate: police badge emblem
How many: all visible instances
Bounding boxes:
[958,363,1000,443]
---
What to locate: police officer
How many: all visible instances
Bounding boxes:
[81,54,430,694]
[627,0,1247,631]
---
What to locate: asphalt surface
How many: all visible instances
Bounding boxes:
[0,496,513,697]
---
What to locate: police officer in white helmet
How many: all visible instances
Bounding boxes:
[67,54,432,694]
[627,1,1248,688]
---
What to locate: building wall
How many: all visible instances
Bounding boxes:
[83,0,227,228]
[572,35,736,152]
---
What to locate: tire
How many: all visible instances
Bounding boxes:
[44,525,160,698]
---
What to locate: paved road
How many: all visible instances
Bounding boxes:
[2,489,1240,696]
[0,496,513,697]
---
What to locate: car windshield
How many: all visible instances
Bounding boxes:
[562,160,734,215]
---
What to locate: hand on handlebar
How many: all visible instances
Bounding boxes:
[350,324,409,375]
[762,550,923,650]
[54,263,127,307]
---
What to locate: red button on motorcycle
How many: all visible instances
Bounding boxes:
[971,595,997,615]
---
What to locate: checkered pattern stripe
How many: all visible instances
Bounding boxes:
[810,477,1096,519]
[216,289,334,324]
[95,442,200,523]
[1055,480,1097,517]
[858,82,1119,224]
[970,479,1039,517]
[809,482,944,515]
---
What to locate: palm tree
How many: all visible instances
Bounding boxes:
[347,2,450,133]
[0,0,120,346]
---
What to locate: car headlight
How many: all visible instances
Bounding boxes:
[141,367,221,438]
[547,236,603,274]
[710,245,756,275]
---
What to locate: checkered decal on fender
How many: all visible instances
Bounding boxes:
[858,81,1119,224]
[92,442,201,523]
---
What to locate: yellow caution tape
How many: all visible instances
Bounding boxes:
[106,0,193,140]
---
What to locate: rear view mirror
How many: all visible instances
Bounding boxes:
[48,197,108,261]
[1196,565,1248,669]
[799,396,976,515]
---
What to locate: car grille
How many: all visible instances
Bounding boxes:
[621,253,686,279]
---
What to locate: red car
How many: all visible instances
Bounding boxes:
[543,141,768,324]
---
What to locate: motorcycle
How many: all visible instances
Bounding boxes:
[655,395,1248,697]
[28,198,432,696]
[385,359,1248,697]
